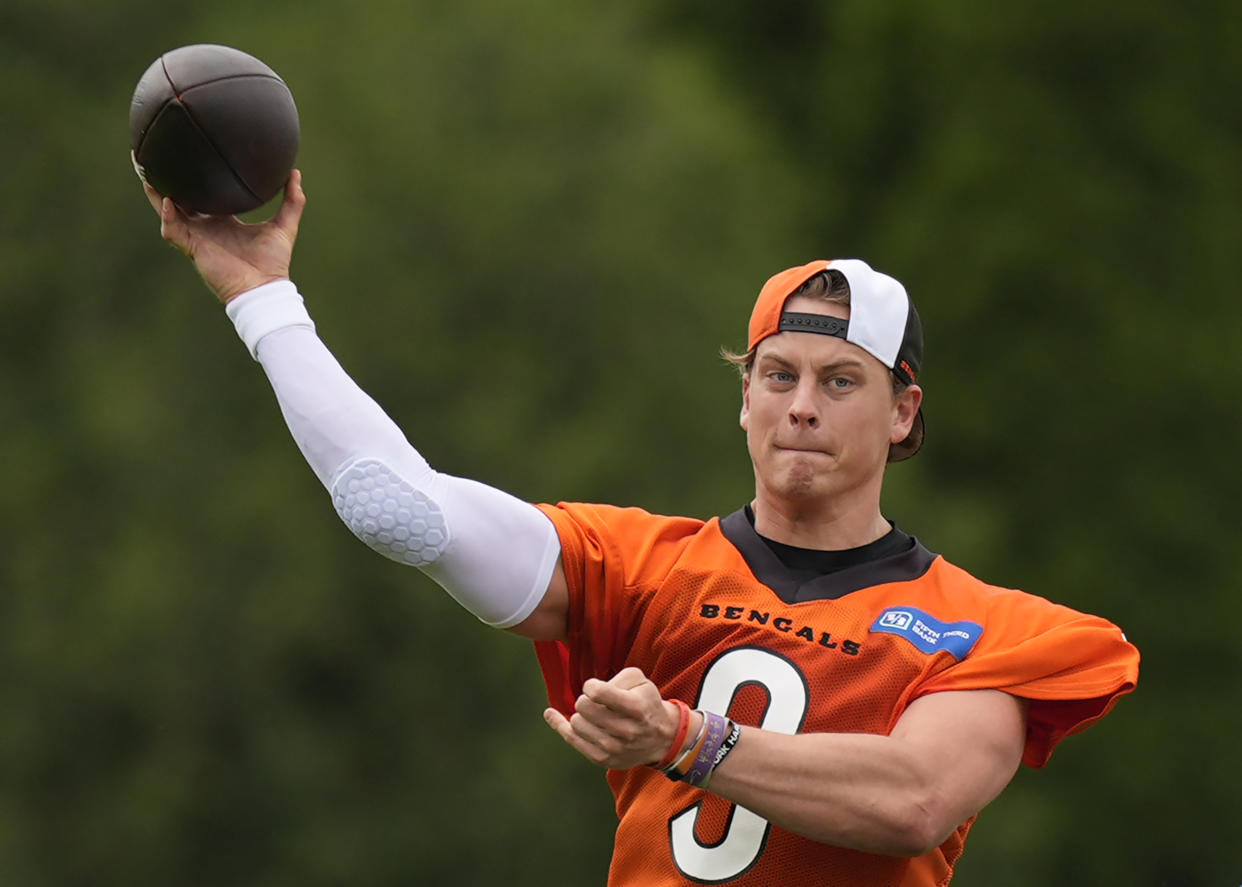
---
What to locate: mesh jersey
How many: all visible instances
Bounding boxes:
[533,503,1139,887]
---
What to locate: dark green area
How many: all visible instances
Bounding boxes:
[1,1,1235,883]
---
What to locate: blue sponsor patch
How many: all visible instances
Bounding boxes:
[870,607,983,660]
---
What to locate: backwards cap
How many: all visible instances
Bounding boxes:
[747,259,925,461]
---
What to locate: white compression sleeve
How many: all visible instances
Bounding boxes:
[224,281,562,629]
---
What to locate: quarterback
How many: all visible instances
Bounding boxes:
[145,172,1138,886]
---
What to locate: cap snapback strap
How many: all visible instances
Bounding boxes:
[777,313,849,338]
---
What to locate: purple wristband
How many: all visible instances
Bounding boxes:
[700,722,741,789]
[683,711,730,787]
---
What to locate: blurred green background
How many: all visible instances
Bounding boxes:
[1,0,1237,884]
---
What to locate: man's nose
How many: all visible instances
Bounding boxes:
[787,379,820,428]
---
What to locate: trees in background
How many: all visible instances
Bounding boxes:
[0,0,1235,883]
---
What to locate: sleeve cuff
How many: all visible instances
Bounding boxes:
[225,279,315,359]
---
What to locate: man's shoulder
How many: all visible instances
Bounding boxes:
[537,501,729,562]
[920,553,1010,595]
[537,501,715,538]
[536,501,733,590]
[919,551,1100,627]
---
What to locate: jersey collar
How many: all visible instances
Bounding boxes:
[719,507,938,604]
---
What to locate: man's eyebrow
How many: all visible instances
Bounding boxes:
[756,352,868,373]
[755,353,796,370]
[817,358,867,373]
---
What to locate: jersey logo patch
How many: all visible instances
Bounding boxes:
[870,608,982,660]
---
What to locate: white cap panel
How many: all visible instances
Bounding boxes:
[830,258,910,369]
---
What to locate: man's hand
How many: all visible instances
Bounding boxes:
[144,169,306,304]
[544,667,684,770]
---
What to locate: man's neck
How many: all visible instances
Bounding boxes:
[750,495,891,551]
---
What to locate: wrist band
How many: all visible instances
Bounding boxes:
[682,711,731,787]
[661,710,739,787]
[653,699,692,770]
[699,722,741,790]
[662,715,708,781]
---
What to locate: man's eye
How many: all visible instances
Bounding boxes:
[770,371,794,384]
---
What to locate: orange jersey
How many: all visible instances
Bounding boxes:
[533,504,1139,887]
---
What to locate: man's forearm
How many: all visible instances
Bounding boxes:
[669,689,1026,858]
[706,727,946,857]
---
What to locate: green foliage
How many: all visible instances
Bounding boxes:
[0,0,1235,883]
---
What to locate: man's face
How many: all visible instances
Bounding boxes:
[740,296,922,509]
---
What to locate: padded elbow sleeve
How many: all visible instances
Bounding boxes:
[329,457,560,628]
[332,459,450,567]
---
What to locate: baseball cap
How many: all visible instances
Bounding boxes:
[747,259,925,461]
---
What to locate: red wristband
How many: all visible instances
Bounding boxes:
[653,699,692,770]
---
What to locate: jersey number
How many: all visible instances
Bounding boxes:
[668,647,809,883]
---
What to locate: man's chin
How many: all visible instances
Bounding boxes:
[753,451,841,500]
[776,463,827,499]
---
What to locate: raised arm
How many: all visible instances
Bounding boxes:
[144,174,570,640]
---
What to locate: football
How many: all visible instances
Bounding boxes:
[129,44,299,215]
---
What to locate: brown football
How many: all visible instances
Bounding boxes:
[129,44,299,215]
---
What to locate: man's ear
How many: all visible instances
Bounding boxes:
[891,384,923,443]
[740,373,751,431]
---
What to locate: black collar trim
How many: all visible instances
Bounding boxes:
[719,507,938,604]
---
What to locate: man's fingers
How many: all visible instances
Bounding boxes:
[272,169,306,239]
[544,707,572,735]
[544,708,611,765]
[544,707,584,749]
[583,681,640,714]
[569,711,623,752]
[575,694,639,731]
[143,184,190,253]
[158,198,193,254]
[583,669,654,713]
[610,666,648,689]
[142,182,165,216]
[546,706,613,750]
